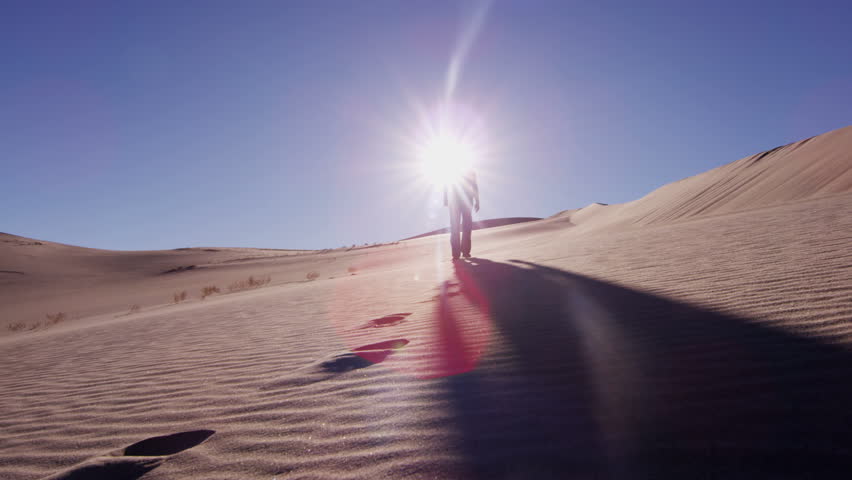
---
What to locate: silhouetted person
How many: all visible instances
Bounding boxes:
[443,168,479,259]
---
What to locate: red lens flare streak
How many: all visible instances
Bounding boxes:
[331,262,492,379]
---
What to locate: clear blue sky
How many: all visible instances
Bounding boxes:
[2,0,850,250]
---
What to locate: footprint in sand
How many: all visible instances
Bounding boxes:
[41,430,215,480]
[417,291,461,304]
[262,339,410,390]
[349,338,410,364]
[359,312,412,329]
[417,282,470,304]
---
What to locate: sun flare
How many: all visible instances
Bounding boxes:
[417,133,478,187]
[407,101,488,190]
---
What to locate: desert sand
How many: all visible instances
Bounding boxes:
[2,126,851,479]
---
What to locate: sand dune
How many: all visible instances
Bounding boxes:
[564,125,852,231]
[1,127,851,479]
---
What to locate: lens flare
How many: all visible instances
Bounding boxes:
[411,99,487,190]
[417,132,477,186]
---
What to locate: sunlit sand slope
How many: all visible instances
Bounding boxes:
[567,125,852,230]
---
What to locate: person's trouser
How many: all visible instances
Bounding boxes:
[449,202,473,258]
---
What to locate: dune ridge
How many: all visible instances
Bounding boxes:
[402,217,543,240]
[561,125,852,231]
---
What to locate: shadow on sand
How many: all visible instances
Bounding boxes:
[42,430,215,480]
[443,259,852,479]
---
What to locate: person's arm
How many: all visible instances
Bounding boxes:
[472,172,480,212]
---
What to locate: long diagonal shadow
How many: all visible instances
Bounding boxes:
[443,259,852,479]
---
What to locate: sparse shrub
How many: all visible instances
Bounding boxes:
[201,285,220,299]
[228,275,271,292]
[163,265,196,274]
[306,271,320,281]
[7,322,26,332]
[347,266,358,274]
[128,304,141,314]
[173,290,188,304]
[46,312,66,325]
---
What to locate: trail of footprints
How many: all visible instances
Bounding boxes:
[44,300,432,477]
[262,311,417,391]
[41,308,415,478]
[320,311,418,375]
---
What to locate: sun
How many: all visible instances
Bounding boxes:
[417,132,477,187]
[408,101,487,189]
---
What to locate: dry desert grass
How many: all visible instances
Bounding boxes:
[173,290,188,304]
[5,312,66,334]
[5,321,27,332]
[45,312,66,324]
[227,275,271,292]
[200,285,220,299]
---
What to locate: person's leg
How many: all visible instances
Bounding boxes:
[448,203,461,259]
[461,205,473,257]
